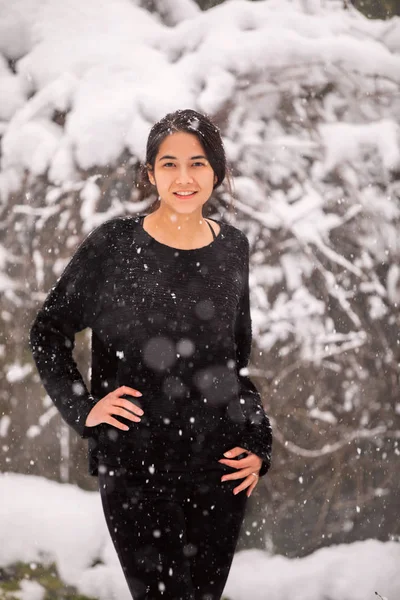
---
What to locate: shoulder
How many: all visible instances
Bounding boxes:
[82,215,141,246]
[89,215,140,236]
[223,221,248,240]
[66,216,142,267]
[223,221,250,251]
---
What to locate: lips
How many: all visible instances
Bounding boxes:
[173,191,198,198]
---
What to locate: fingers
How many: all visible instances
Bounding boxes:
[115,385,143,397]
[246,478,258,498]
[110,405,143,423]
[231,473,259,497]
[113,399,144,418]
[106,415,131,431]
[219,450,263,477]
[220,463,260,495]
[218,456,253,469]
[221,467,256,482]
[112,387,145,417]
[101,386,145,430]
[223,446,248,458]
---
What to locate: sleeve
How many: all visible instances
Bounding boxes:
[234,235,273,477]
[29,224,108,439]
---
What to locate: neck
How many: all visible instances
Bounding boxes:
[148,206,207,237]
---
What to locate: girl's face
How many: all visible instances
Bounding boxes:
[147,131,217,213]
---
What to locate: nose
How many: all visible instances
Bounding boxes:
[175,166,195,185]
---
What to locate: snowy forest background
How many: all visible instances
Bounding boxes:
[1,0,400,595]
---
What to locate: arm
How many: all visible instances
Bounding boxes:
[234,235,272,477]
[29,224,108,438]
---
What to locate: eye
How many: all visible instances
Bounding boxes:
[163,162,175,167]
[193,162,206,167]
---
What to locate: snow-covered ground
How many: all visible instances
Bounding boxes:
[1,472,399,600]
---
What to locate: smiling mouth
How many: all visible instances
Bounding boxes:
[173,191,198,198]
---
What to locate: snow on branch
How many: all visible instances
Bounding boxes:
[271,420,400,458]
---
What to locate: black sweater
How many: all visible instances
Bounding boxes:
[29,214,272,477]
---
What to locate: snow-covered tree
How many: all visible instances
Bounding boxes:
[1,0,399,555]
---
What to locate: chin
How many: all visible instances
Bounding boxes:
[166,197,208,213]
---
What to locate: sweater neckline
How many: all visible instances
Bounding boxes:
[138,214,225,253]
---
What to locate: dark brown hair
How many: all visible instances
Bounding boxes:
[138,109,234,214]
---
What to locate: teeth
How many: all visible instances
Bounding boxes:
[176,192,195,196]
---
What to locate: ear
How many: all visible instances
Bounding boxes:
[214,174,218,185]
[147,166,156,186]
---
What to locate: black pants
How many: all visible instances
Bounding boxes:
[98,462,248,600]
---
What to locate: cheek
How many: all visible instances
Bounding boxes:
[199,169,216,186]
[153,171,170,188]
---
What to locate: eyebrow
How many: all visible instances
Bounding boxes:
[158,155,207,161]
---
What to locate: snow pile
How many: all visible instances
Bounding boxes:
[225,539,400,600]
[1,472,399,600]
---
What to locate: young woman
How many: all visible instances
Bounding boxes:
[29,109,272,600]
